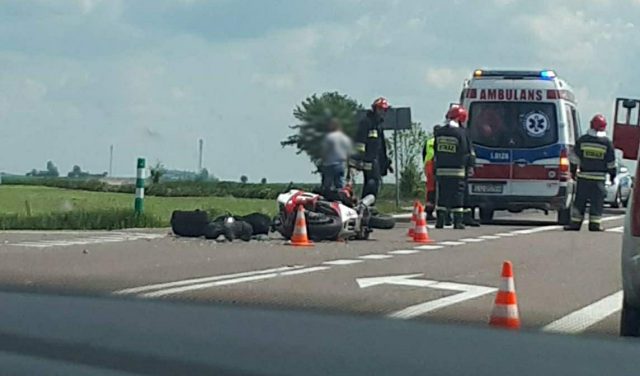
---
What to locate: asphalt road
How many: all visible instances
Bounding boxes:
[0,208,628,339]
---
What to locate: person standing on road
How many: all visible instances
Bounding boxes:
[422,133,436,220]
[434,105,472,230]
[351,97,393,198]
[321,118,352,191]
[564,114,616,232]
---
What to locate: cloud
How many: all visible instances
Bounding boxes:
[1,0,640,180]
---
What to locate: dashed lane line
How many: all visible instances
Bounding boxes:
[359,254,394,260]
[606,226,624,233]
[322,259,364,266]
[388,250,421,255]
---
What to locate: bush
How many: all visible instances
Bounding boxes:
[0,209,164,230]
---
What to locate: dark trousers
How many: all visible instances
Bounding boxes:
[321,163,345,190]
[570,178,605,225]
[362,161,381,198]
[436,177,465,214]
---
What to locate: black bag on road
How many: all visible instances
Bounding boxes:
[170,210,209,237]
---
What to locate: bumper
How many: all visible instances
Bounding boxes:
[604,184,617,203]
[468,186,571,211]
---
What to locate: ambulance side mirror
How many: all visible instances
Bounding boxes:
[623,99,637,110]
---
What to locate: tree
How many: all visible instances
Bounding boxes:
[240,175,248,184]
[282,92,362,169]
[46,160,59,177]
[195,168,209,182]
[387,122,429,198]
[149,162,165,184]
[68,165,83,178]
[260,177,267,184]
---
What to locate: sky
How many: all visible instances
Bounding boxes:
[1,0,639,182]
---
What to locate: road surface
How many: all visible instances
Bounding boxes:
[0,209,628,338]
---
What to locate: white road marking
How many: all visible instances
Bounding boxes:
[280,266,330,276]
[415,245,444,250]
[141,273,284,298]
[495,232,516,237]
[388,250,420,255]
[114,266,302,295]
[542,291,623,334]
[359,254,393,260]
[511,225,562,235]
[479,235,501,240]
[459,238,485,243]
[606,226,624,233]
[356,274,497,320]
[322,259,363,266]
[438,241,465,246]
[13,233,164,248]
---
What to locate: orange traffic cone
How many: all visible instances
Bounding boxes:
[489,261,521,329]
[408,201,419,238]
[288,205,314,247]
[412,204,433,243]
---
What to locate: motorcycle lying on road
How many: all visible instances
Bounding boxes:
[274,185,395,242]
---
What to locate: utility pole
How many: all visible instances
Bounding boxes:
[109,144,114,177]
[198,138,204,172]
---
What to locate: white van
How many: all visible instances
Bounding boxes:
[460,69,582,224]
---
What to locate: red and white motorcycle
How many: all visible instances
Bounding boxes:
[274,185,395,241]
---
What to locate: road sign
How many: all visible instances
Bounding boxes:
[355,107,412,130]
[355,107,412,208]
[357,273,497,319]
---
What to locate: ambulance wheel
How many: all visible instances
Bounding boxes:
[557,208,571,225]
[479,208,494,224]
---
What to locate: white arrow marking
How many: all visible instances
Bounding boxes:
[357,274,497,319]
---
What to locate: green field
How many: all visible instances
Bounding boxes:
[0,186,403,230]
[0,185,275,223]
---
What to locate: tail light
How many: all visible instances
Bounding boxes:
[559,149,570,181]
[631,164,640,236]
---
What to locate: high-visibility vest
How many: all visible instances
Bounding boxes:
[424,137,435,165]
[424,137,436,191]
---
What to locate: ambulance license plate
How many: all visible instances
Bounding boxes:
[472,183,503,194]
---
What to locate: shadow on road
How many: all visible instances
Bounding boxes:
[485,207,626,227]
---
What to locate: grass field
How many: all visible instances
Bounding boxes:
[0,186,404,230]
[0,186,276,221]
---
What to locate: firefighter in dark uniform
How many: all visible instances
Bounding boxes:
[351,97,393,198]
[434,105,472,230]
[564,114,616,232]
[461,116,480,227]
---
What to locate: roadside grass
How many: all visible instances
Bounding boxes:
[0,186,276,229]
[0,186,406,230]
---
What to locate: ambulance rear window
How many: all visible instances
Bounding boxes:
[467,102,558,148]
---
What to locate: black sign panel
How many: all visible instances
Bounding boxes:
[356,107,412,131]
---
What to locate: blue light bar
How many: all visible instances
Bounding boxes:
[540,70,556,79]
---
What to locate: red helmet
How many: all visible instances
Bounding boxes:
[590,114,607,131]
[446,105,468,123]
[372,97,390,110]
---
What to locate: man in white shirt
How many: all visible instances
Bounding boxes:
[321,118,352,190]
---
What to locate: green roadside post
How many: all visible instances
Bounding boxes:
[135,158,146,215]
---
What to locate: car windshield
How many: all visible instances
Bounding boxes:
[468,102,558,148]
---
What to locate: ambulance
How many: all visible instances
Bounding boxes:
[460,69,581,224]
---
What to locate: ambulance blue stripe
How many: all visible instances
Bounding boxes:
[474,144,564,164]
